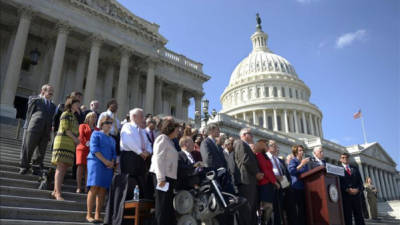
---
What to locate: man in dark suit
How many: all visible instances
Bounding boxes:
[200,123,226,170]
[308,146,327,169]
[234,128,264,225]
[339,152,366,225]
[19,84,56,174]
[177,136,203,190]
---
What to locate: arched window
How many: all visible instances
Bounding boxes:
[277,116,282,131]
[171,106,176,116]
[295,90,299,99]
[256,87,261,98]
[273,87,278,97]
[281,87,286,97]
[300,92,304,100]
[289,88,293,98]
[265,86,269,97]
[267,116,273,130]
[300,118,304,133]
[258,117,263,127]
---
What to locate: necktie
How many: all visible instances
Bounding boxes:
[188,153,195,164]
[138,127,146,152]
[273,156,283,176]
[150,130,154,143]
[112,113,118,135]
[346,166,351,176]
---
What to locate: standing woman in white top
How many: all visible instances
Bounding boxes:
[149,119,180,225]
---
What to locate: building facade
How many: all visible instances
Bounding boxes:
[0,0,209,122]
[209,20,400,200]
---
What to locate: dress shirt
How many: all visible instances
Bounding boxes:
[313,154,324,166]
[266,152,283,176]
[97,110,120,135]
[120,122,152,155]
[145,127,156,143]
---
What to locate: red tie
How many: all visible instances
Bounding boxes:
[346,166,351,176]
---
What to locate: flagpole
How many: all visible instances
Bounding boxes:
[360,114,368,144]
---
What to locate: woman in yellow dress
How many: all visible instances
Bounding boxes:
[51,97,80,200]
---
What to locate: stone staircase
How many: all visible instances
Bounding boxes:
[0,123,92,224]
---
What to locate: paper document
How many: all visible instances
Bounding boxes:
[156,182,169,192]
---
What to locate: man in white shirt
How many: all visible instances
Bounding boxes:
[120,108,152,198]
[266,140,295,225]
[309,146,326,169]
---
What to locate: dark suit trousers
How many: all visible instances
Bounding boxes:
[152,174,176,225]
[292,189,306,225]
[268,188,282,225]
[238,184,258,225]
[343,194,365,225]
[20,130,49,169]
[120,151,147,199]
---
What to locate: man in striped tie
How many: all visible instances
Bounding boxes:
[339,152,365,225]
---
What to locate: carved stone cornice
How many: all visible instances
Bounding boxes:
[88,35,103,48]
[119,45,133,58]
[65,0,166,46]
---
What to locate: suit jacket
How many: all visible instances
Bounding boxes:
[308,156,326,169]
[200,137,227,169]
[339,164,364,197]
[233,140,260,185]
[23,96,56,135]
[177,151,200,190]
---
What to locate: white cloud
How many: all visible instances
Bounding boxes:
[336,29,367,48]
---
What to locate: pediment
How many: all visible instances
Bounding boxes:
[361,143,396,165]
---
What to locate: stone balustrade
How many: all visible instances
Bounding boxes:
[157,48,203,73]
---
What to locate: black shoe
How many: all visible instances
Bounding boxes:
[19,168,29,175]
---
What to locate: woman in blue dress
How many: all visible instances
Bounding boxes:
[86,115,116,223]
[288,145,310,225]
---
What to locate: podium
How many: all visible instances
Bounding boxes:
[299,166,345,225]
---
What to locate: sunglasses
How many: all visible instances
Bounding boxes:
[104,121,113,125]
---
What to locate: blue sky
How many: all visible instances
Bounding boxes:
[119,0,399,168]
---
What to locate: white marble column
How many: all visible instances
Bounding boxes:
[48,23,70,103]
[384,172,394,199]
[309,114,315,136]
[277,86,282,97]
[391,175,399,198]
[253,111,258,125]
[356,162,365,183]
[273,108,278,131]
[0,9,33,117]
[116,48,131,119]
[144,62,155,114]
[103,63,115,104]
[154,77,163,115]
[363,164,370,181]
[83,36,102,106]
[301,112,308,134]
[243,112,247,121]
[175,86,183,119]
[313,116,319,136]
[194,95,202,127]
[378,169,388,199]
[371,167,381,200]
[74,49,88,93]
[293,110,299,133]
[283,109,289,133]
[318,117,324,138]
[263,110,267,128]
[390,174,398,199]
[269,86,273,98]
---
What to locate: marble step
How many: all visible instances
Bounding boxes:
[0,206,89,223]
[0,185,87,202]
[0,194,86,211]
[0,177,77,193]
[0,170,77,186]
[0,219,91,225]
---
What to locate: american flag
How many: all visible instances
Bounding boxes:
[353,110,362,119]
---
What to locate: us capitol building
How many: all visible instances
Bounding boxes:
[0,0,398,201]
[208,17,400,201]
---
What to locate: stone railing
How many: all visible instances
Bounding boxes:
[322,139,347,152]
[157,48,203,73]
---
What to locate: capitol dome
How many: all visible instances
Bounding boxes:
[220,17,323,138]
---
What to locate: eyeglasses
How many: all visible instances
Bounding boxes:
[341,156,349,159]
[244,133,253,137]
[104,121,113,125]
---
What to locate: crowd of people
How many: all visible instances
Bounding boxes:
[19,84,371,225]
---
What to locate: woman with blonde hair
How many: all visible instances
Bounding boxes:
[364,177,378,219]
[75,112,98,193]
[86,115,116,223]
[51,97,80,200]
